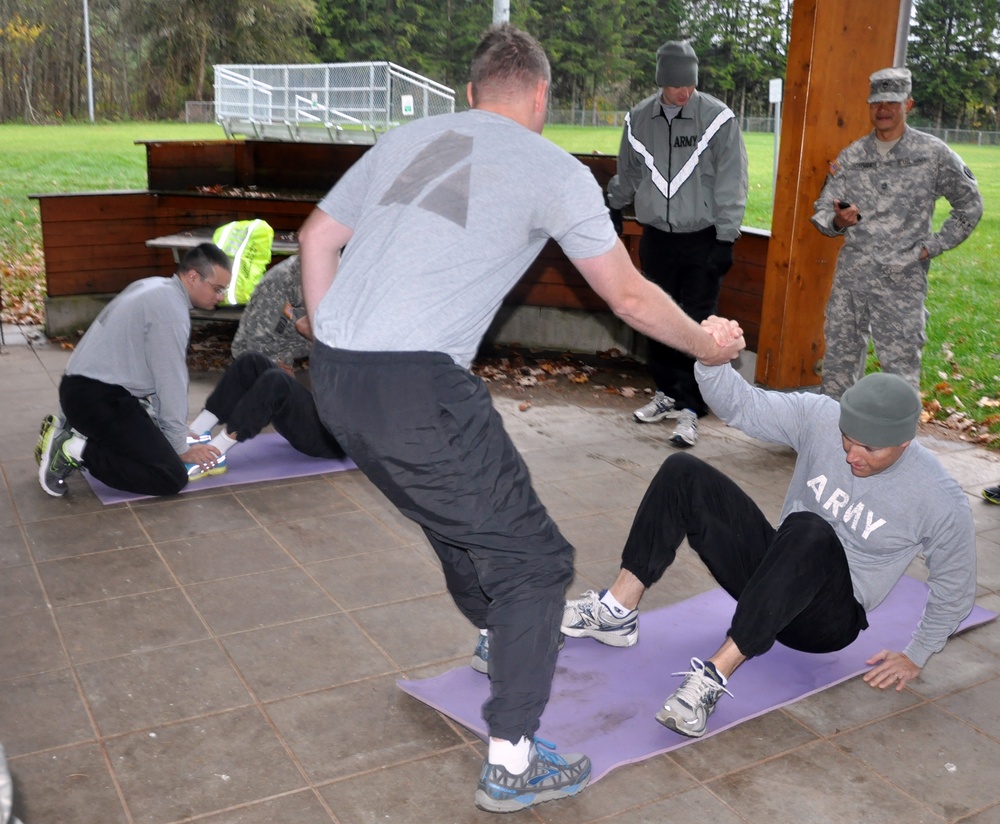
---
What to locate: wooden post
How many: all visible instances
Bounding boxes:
[754,0,906,388]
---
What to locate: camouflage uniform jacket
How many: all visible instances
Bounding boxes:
[811,126,983,291]
[607,90,748,242]
[231,255,310,365]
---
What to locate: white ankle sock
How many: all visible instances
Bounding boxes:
[65,434,87,463]
[489,736,531,774]
[190,410,218,434]
[600,590,632,618]
[209,431,238,455]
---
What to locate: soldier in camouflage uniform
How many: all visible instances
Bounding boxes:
[231,255,312,370]
[812,67,983,400]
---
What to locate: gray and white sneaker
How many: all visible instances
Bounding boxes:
[561,590,638,647]
[475,738,591,813]
[670,409,698,448]
[634,391,679,423]
[472,632,564,674]
[655,657,732,738]
[471,633,489,674]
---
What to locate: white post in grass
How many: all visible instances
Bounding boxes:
[83,0,95,122]
[493,0,509,24]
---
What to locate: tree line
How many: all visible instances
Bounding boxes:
[1,0,998,130]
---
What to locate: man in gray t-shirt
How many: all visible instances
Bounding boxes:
[299,25,744,814]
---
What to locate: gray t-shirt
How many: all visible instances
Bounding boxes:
[696,362,977,667]
[314,109,617,368]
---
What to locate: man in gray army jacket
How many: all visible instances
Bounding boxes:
[812,67,983,399]
[607,40,748,448]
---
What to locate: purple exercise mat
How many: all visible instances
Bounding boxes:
[84,432,357,505]
[398,575,996,783]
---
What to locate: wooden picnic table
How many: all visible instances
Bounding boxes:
[145,227,300,263]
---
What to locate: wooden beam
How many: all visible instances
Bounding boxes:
[755,0,905,388]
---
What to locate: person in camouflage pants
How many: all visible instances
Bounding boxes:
[231,255,312,370]
[811,67,983,400]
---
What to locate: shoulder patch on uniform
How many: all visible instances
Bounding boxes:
[963,165,976,181]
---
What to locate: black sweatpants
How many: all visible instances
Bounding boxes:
[205,353,345,459]
[60,375,188,496]
[639,225,729,416]
[623,453,868,657]
[311,344,572,744]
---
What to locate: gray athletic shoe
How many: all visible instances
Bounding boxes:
[472,632,564,674]
[634,391,679,423]
[655,657,732,738]
[474,738,591,813]
[561,590,638,647]
[471,633,489,674]
[670,409,698,448]
[37,417,80,497]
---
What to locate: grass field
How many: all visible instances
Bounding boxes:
[1,121,998,438]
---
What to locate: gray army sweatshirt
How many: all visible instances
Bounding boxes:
[696,362,976,667]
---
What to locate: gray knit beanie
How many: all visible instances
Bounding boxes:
[656,41,698,88]
[839,373,921,448]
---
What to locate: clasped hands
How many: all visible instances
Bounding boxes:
[699,315,745,365]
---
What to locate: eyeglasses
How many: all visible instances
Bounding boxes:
[199,276,228,297]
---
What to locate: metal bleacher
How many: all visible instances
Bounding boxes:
[214,62,456,144]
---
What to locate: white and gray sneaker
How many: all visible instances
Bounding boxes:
[472,632,564,674]
[670,409,698,448]
[655,657,732,738]
[634,391,679,423]
[561,590,638,647]
[471,633,489,674]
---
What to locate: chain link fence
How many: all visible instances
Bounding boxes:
[908,122,1000,146]
[185,101,215,123]
[546,109,1000,145]
[546,109,779,133]
[184,91,1000,146]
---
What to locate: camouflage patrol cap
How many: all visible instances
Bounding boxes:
[867,67,912,104]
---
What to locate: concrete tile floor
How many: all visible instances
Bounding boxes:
[3,329,1000,823]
